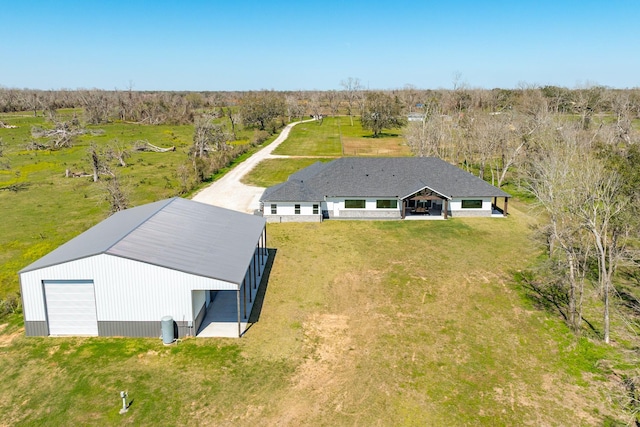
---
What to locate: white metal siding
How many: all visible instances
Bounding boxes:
[44,281,98,336]
[192,290,206,320]
[20,254,239,324]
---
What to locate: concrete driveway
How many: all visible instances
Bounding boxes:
[191,119,314,213]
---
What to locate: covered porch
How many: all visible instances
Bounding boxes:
[197,233,270,338]
[402,189,450,219]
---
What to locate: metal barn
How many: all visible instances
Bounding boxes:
[19,197,268,339]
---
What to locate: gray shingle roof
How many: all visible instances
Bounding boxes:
[260,157,510,202]
[20,198,266,285]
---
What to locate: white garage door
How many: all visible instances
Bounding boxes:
[44,281,98,336]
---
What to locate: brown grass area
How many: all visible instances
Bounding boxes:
[0,324,21,347]
[243,218,620,425]
[341,136,412,156]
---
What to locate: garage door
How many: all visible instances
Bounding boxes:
[44,280,98,336]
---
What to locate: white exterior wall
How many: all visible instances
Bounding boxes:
[264,201,319,216]
[263,201,323,223]
[20,254,239,324]
[192,290,207,318]
[326,197,401,218]
[449,197,493,216]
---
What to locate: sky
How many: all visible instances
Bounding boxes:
[1,0,639,91]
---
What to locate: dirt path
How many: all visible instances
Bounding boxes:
[191,119,314,212]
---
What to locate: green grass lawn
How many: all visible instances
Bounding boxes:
[241,157,333,187]
[0,213,624,425]
[273,117,343,156]
[274,116,411,157]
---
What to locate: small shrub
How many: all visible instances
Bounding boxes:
[252,130,270,145]
[0,293,21,318]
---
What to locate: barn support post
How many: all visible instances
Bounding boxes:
[504,197,509,217]
[401,199,406,219]
[443,199,449,219]
[242,277,246,320]
[253,249,258,290]
[263,228,267,263]
[236,289,241,337]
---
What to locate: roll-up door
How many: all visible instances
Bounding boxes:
[44,280,98,336]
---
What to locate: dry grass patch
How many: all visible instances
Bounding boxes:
[341,134,412,156]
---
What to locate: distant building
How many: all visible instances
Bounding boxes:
[407,112,426,122]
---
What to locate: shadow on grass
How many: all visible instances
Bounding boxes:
[512,268,601,338]
[246,248,277,326]
[362,132,401,139]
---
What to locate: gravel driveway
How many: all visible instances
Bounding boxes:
[191,119,314,213]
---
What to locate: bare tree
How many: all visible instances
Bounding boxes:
[30,120,87,150]
[572,84,605,130]
[308,92,322,120]
[191,116,231,182]
[103,175,129,214]
[107,140,130,167]
[526,135,592,332]
[571,157,628,344]
[285,93,306,122]
[405,111,450,159]
[324,90,341,117]
[340,77,363,126]
[80,89,111,124]
[87,143,112,182]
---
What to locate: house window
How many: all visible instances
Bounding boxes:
[313,204,319,214]
[344,199,365,209]
[461,199,483,209]
[295,204,301,214]
[270,204,277,214]
[376,200,398,209]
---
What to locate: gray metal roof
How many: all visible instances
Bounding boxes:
[260,157,510,202]
[20,198,266,285]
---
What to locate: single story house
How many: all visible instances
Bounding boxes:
[260,157,510,222]
[19,197,268,338]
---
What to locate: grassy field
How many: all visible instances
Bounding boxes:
[273,116,412,157]
[0,209,625,425]
[0,111,632,425]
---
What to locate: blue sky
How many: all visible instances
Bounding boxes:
[1,0,639,91]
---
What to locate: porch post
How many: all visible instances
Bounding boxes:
[237,289,241,337]
[263,228,267,264]
[401,199,405,219]
[261,230,265,265]
[504,197,509,217]
[253,252,257,290]
[243,276,247,319]
[253,245,260,289]
[443,199,448,219]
